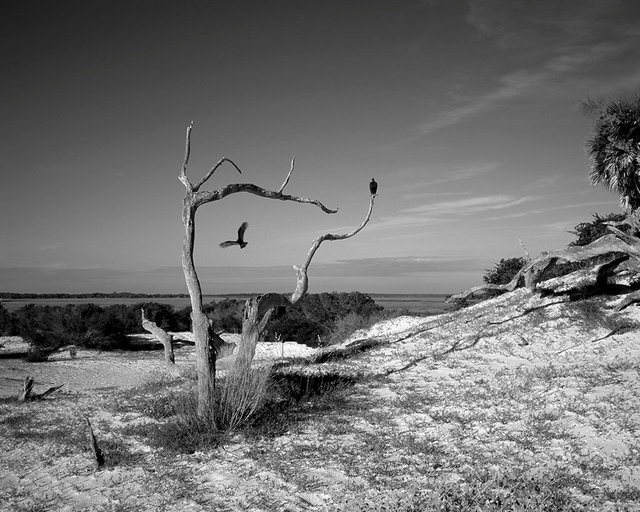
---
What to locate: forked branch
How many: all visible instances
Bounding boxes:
[178,121,243,193]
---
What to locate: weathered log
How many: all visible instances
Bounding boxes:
[448,231,640,302]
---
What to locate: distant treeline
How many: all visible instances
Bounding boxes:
[1,292,191,299]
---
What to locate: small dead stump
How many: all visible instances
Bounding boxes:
[18,376,63,401]
[86,418,105,469]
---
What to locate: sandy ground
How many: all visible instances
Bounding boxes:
[2,291,640,511]
[0,334,316,399]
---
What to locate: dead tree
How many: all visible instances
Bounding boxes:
[234,195,376,373]
[18,376,63,401]
[141,308,176,366]
[447,225,640,303]
[177,122,374,415]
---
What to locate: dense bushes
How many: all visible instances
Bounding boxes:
[0,303,17,335]
[264,291,384,346]
[2,292,387,352]
[15,303,131,352]
[483,257,528,287]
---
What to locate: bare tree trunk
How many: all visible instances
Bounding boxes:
[141,308,175,366]
[176,122,365,415]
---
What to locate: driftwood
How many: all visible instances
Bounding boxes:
[18,376,63,401]
[86,418,105,469]
[448,229,640,303]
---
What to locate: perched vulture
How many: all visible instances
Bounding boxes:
[369,178,378,196]
[220,221,249,249]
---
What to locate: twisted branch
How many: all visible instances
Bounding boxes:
[291,194,375,303]
[194,182,338,214]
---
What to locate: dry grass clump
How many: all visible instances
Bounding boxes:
[121,365,271,453]
[117,363,361,454]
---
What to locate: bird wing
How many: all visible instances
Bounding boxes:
[237,221,248,241]
[219,241,237,248]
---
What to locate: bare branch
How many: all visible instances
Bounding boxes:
[194,182,339,214]
[291,195,375,303]
[178,122,194,191]
[278,158,295,193]
[193,157,243,192]
[519,237,531,259]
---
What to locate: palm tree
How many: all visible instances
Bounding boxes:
[584,94,640,210]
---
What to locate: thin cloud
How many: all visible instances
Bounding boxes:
[403,195,536,215]
[415,1,640,136]
[482,199,619,222]
[401,163,501,197]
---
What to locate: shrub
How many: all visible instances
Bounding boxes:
[483,257,528,286]
[0,303,16,335]
[203,299,243,333]
[130,365,272,453]
[14,303,129,351]
[264,292,384,346]
[569,212,627,246]
[24,345,50,362]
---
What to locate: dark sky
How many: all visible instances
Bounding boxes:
[1,0,639,294]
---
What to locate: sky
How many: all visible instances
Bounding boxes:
[1,0,639,295]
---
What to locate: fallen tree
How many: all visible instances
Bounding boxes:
[447,224,640,303]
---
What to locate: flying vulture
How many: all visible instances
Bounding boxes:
[369,178,378,196]
[220,221,249,249]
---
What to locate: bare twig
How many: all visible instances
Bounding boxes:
[555,326,630,355]
[86,418,105,469]
[487,300,567,325]
[519,237,531,259]
[178,121,194,191]
[194,157,243,192]
[278,158,295,193]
